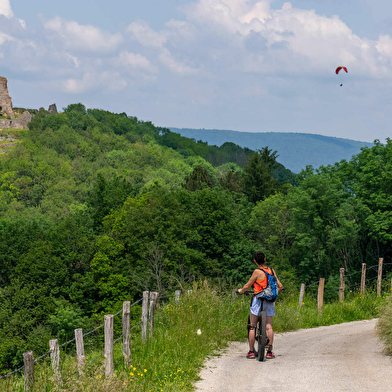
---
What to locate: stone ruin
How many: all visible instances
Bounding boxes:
[0,76,58,130]
[0,76,14,120]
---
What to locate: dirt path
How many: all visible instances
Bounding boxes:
[195,319,392,392]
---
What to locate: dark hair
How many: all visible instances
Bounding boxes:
[253,251,266,266]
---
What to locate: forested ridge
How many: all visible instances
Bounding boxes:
[0,104,391,373]
[171,127,373,173]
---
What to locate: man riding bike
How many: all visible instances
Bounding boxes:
[237,251,284,359]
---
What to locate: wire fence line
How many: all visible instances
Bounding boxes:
[86,319,145,369]
[1,262,391,383]
[0,365,25,381]
[303,260,392,291]
[0,293,165,381]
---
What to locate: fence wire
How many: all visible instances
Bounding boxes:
[1,267,389,382]
[0,295,149,380]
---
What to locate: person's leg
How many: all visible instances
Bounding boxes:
[247,297,261,357]
[249,312,259,352]
[266,316,273,350]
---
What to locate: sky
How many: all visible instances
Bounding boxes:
[1,0,392,143]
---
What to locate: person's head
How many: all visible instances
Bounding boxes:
[253,251,266,266]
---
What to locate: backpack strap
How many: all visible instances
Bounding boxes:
[253,268,269,290]
[258,267,272,276]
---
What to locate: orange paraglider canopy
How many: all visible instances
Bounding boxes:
[335,66,348,75]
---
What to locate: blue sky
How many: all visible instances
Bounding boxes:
[1,0,392,143]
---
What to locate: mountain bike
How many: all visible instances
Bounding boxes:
[238,290,269,361]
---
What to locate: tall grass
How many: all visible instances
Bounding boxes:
[0,282,388,392]
[375,294,392,355]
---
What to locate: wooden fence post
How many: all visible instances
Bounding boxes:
[23,351,34,392]
[175,290,181,304]
[318,278,325,314]
[298,283,305,308]
[75,328,85,376]
[339,268,345,302]
[49,339,62,386]
[149,292,159,338]
[361,263,366,298]
[141,291,149,343]
[123,301,132,367]
[104,314,114,378]
[377,257,383,297]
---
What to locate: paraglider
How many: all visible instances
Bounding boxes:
[335,66,348,75]
[336,66,348,86]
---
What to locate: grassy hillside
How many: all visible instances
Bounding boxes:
[0,129,27,155]
[171,128,373,173]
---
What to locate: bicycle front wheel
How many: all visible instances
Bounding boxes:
[257,310,267,361]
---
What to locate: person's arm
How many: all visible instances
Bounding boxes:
[238,270,259,294]
[273,269,284,292]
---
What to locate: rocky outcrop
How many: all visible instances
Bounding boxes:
[0,76,36,130]
[0,76,59,130]
[48,103,58,114]
[0,76,15,119]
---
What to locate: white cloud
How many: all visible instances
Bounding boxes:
[127,21,166,49]
[181,0,392,77]
[45,17,123,53]
[117,51,154,71]
[0,0,13,18]
[164,20,198,42]
[158,48,199,75]
[127,20,199,75]
[113,51,158,82]
[64,71,127,94]
[0,31,14,45]
[0,0,26,28]
[376,35,392,59]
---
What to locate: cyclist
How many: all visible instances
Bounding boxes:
[237,251,283,359]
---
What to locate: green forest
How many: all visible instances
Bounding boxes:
[0,104,391,373]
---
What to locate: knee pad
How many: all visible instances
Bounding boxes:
[247,323,256,331]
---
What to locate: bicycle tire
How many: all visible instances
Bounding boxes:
[257,310,267,361]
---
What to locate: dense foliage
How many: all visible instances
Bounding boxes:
[0,105,391,373]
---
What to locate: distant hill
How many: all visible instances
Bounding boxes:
[170,128,373,173]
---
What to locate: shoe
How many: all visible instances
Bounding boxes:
[246,350,255,359]
[266,351,275,359]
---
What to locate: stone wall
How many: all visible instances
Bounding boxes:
[0,111,34,129]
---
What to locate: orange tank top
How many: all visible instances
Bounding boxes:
[253,267,273,294]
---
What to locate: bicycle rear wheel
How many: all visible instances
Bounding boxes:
[256,310,267,361]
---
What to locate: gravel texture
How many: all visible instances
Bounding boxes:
[195,319,392,392]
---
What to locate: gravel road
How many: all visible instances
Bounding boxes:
[195,319,392,392]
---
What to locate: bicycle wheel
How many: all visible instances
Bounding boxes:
[256,310,267,361]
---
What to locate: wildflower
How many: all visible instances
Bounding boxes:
[144,369,147,372]
[130,372,134,376]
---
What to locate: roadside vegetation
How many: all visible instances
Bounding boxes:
[376,295,392,355]
[1,282,387,391]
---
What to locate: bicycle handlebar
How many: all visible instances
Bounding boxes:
[236,290,254,296]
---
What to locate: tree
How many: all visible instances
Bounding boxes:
[243,147,279,203]
[287,167,359,281]
[249,193,293,270]
[182,165,214,191]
